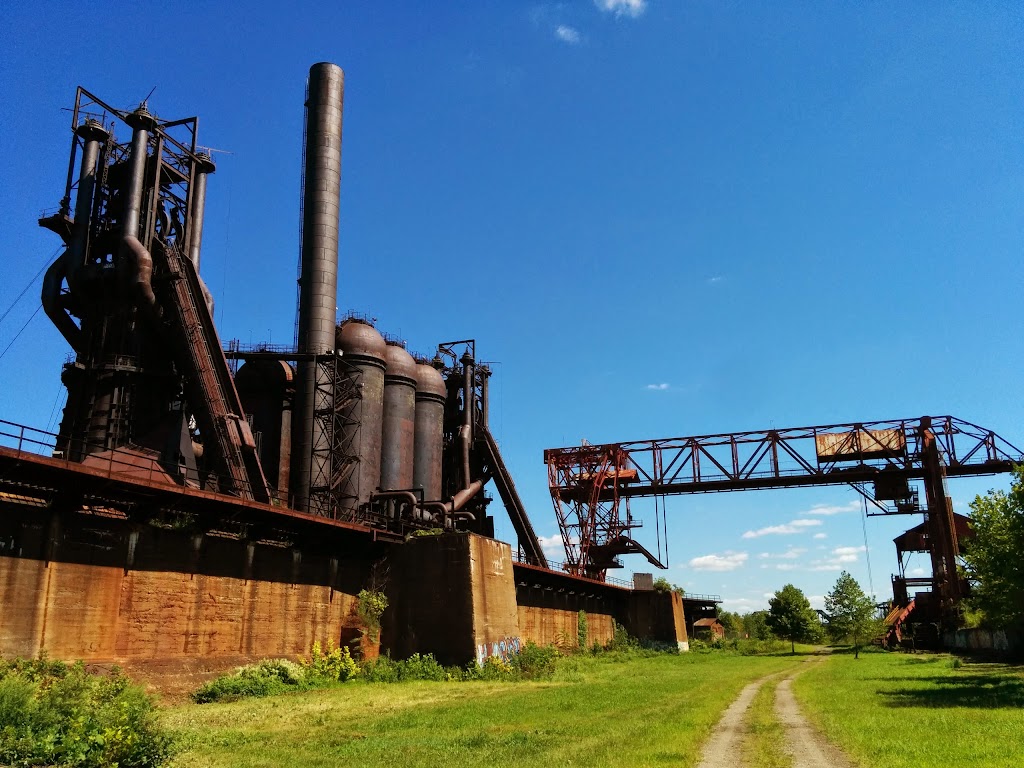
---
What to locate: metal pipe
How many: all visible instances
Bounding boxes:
[122,106,154,240]
[292,62,345,513]
[41,251,80,351]
[421,478,485,526]
[370,489,420,521]
[480,365,490,429]
[187,153,216,270]
[121,107,158,311]
[460,351,474,490]
[67,119,108,289]
[122,235,157,309]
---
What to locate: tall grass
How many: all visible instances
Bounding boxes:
[166,652,803,767]
[794,650,1024,768]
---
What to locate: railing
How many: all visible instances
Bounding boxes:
[0,418,280,505]
[512,557,633,589]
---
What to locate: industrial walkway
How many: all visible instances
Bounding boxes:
[696,652,855,768]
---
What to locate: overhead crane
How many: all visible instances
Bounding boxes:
[544,415,1023,628]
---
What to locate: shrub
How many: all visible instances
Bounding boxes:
[361,653,453,682]
[193,657,319,703]
[509,642,558,680]
[357,590,388,643]
[0,658,173,767]
[304,641,358,683]
[577,611,589,649]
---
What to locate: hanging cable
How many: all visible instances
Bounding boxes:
[0,246,61,326]
[45,385,66,434]
[861,494,875,597]
[0,305,43,362]
[662,495,669,566]
[655,495,662,563]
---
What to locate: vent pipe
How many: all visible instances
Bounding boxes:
[291,62,344,513]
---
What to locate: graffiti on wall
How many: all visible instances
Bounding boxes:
[476,635,522,666]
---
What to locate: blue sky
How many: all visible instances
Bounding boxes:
[1,1,1022,613]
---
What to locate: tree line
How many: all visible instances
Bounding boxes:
[717,571,882,657]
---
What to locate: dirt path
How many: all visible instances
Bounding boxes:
[695,653,856,768]
[774,658,855,768]
[695,673,779,768]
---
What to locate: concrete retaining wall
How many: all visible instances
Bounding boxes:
[943,627,1023,655]
[0,557,354,661]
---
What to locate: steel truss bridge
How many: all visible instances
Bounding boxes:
[544,415,1022,624]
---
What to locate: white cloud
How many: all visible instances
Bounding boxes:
[807,501,860,516]
[555,25,581,44]
[809,545,866,571]
[688,551,748,572]
[707,276,723,284]
[833,545,866,557]
[773,563,799,571]
[910,567,927,576]
[595,0,647,18]
[808,595,826,611]
[645,383,670,391]
[537,534,566,562]
[759,547,806,560]
[813,533,828,540]
[720,597,766,613]
[741,519,823,539]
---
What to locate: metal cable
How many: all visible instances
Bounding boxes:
[0,305,43,362]
[0,247,61,325]
[45,386,66,434]
[861,494,875,598]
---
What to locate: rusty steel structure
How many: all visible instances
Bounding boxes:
[38,86,270,502]
[27,65,548,569]
[545,416,1022,627]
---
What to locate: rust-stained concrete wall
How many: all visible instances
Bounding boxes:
[0,556,358,662]
[0,509,379,665]
[624,589,689,651]
[384,533,521,666]
[518,604,615,648]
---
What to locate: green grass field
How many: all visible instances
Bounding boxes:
[164,652,801,768]
[793,650,1024,768]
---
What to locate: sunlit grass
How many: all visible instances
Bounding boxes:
[794,650,1024,768]
[164,652,805,767]
[744,676,790,768]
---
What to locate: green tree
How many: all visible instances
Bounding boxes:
[652,577,684,595]
[824,571,878,658]
[963,466,1024,630]
[767,584,817,654]
[718,610,744,639]
[744,610,772,640]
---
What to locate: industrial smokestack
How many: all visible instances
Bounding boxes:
[292,62,344,513]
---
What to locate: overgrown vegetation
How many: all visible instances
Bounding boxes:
[166,651,804,767]
[356,589,389,644]
[652,576,684,595]
[576,610,589,649]
[191,641,563,703]
[0,656,173,768]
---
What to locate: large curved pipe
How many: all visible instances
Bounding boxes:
[120,107,159,314]
[41,250,81,351]
[421,478,485,527]
[122,235,158,311]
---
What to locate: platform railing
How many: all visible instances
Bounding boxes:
[0,418,280,506]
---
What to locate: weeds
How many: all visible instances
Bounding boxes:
[0,656,173,767]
